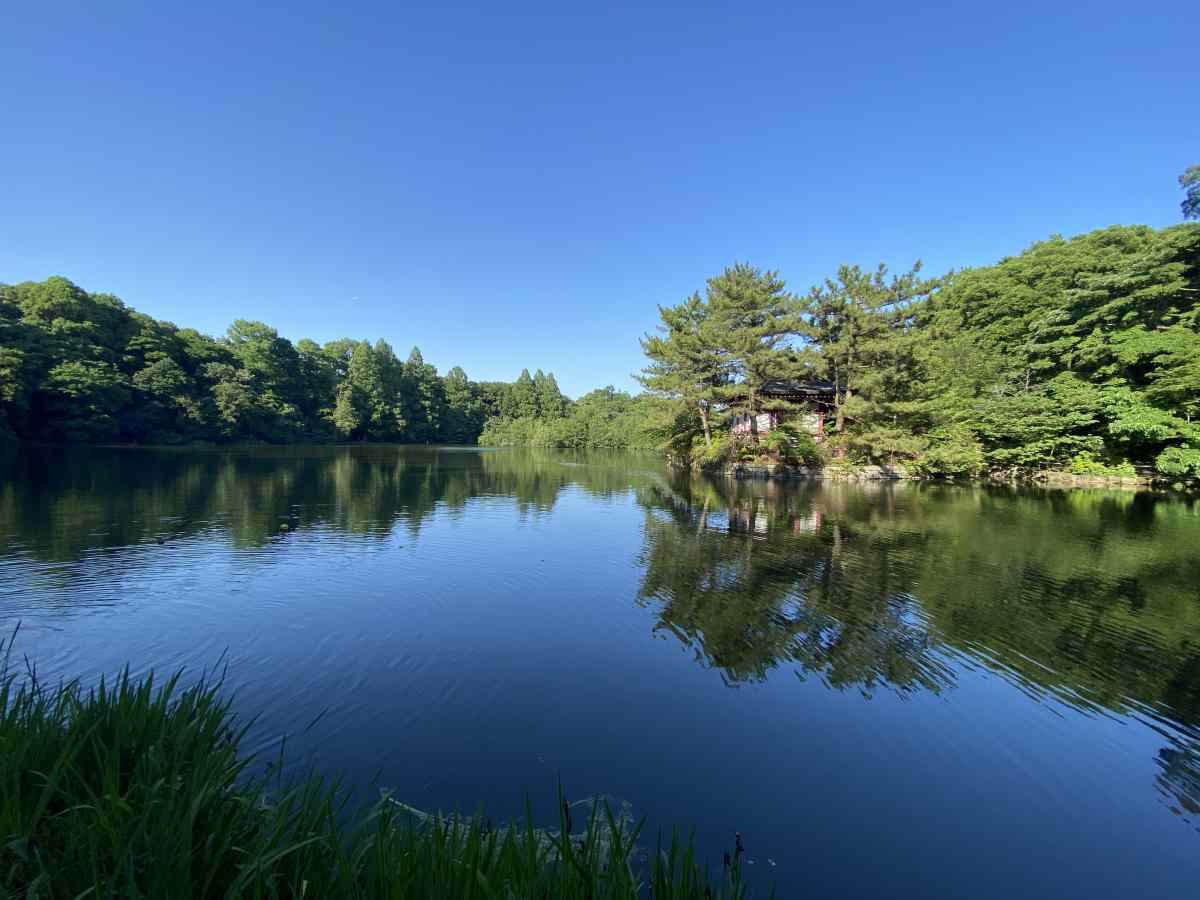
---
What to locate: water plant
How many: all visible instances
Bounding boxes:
[0,632,764,898]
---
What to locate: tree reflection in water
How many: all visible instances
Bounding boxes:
[3,445,1199,823]
[635,472,1200,823]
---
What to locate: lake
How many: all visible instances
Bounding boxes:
[2,444,1198,897]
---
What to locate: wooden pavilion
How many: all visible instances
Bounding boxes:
[729,379,836,441]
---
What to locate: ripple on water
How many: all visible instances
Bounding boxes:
[3,446,1200,897]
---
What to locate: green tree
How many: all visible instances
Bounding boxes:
[42,360,130,441]
[706,263,801,438]
[797,262,933,443]
[204,362,255,439]
[924,225,1200,471]
[638,292,732,448]
[0,276,573,447]
[504,369,540,420]
[0,287,31,439]
[442,366,484,443]
[221,321,306,441]
[340,341,401,440]
[128,356,191,441]
[295,338,338,437]
[1181,165,1200,220]
[330,380,364,438]
[402,346,443,441]
[533,369,567,419]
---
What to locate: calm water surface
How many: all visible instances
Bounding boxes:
[2,445,1199,897]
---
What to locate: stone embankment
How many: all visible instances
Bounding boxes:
[725,463,1153,488]
[726,463,907,481]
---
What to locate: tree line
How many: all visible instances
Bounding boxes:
[0,276,573,446]
[477,386,661,450]
[640,181,1200,480]
[5,169,1198,469]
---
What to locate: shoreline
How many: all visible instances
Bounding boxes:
[716,461,1190,493]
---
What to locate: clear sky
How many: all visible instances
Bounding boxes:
[2,1,1194,396]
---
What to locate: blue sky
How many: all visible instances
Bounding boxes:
[1,1,1194,396]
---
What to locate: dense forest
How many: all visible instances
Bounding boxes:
[0,275,598,446]
[642,218,1200,481]
[3,171,1198,475]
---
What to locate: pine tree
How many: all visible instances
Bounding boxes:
[638,292,732,447]
[705,264,801,437]
[797,262,933,445]
[1181,165,1200,221]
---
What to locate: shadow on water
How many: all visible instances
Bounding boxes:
[2,444,1200,827]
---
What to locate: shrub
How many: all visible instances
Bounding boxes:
[1155,445,1200,478]
[781,427,822,467]
[761,426,822,467]
[692,432,735,471]
[758,429,786,454]
[478,416,561,447]
[912,440,986,478]
[1067,452,1136,477]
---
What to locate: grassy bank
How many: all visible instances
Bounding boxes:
[0,638,761,899]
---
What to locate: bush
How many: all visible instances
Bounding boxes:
[0,637,761,898]
[1155,445,1200,478]
[478,415,561,447]
[846,427,927,467]
[1067,452,1136,477]
[692,432,735,471]
[771,425,823,467]
[912,440,986,478]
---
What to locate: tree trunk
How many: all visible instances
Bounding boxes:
[834,387,851,460]
[698,402,712,447]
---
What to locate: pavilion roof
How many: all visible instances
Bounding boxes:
[758,379,835,396]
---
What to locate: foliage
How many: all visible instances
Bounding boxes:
[1067,452,1137,478]
[479,388,664,451]
[0,638,760,898]
[0,277,571,447]
[645,220,1200,479]
[907,431,985,478]
[797,261,935,440]
[1182,165,1200,221]
[690,431,734,471]
[759,425,822,467]
[705,265,803,433]
[1155,445,1200,477]
[477,415,565,448]
[638,291,733,448]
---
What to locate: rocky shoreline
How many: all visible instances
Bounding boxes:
[723,462,1151,489]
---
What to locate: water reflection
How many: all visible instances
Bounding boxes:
[0,445,658,560]
[635,473,1200,825]
[2,445,1200,828]
[633,476,1200,708]
[635,477,951,694]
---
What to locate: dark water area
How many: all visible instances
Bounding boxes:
[2,444,1199,898]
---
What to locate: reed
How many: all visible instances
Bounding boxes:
[0,633,767,898]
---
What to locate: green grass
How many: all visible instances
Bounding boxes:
[0,632,766,899]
